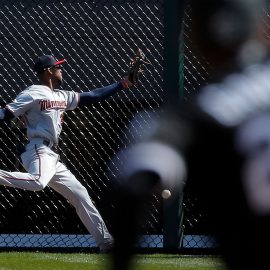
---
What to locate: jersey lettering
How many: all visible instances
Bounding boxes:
[39,100,67,111]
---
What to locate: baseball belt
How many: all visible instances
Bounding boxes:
[43,139,59,154]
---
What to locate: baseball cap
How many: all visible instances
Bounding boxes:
[33,55,66,73]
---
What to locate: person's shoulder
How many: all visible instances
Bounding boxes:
[21,84,47,93]
[53,89,67,94]
[20,85,51,99]
[54,89,78,97]
[54,89,74,93]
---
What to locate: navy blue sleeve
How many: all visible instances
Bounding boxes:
[0,108,15,125]
[78,82,124,107]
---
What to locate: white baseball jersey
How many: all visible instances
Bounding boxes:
[6,85,79,144]
[0,84,113,250]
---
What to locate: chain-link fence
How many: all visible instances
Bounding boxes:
[0,0,267,252]
[0,0,166,251]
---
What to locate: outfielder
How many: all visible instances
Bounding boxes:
[0,54,136,252]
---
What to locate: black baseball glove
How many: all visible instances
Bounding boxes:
[126,49,149,85]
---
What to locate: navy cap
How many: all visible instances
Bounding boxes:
[33,55,66,73]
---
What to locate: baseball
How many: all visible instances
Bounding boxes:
[161,189,171,199]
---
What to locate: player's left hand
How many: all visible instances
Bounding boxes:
[122,49,150,88]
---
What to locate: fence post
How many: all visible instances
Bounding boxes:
[163,0,186,252]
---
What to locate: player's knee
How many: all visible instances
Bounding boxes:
[69,184,92,206]
[33,179,48,191]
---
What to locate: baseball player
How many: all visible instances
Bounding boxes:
[0,54,134,252]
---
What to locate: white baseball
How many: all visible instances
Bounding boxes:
[161,189,171,199]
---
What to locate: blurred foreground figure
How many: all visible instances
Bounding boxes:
[109,0,270,269]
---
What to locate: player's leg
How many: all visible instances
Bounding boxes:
[48,161,113,251]
[0,144,57,191]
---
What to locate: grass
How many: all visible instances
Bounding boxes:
[0,252,108,270]
[131,254,226,270]
[0,252,226,270]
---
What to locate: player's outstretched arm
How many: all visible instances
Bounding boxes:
[78,49,148,108]
[78,77,132,107]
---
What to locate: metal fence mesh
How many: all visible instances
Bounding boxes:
[0,0,164,249]
[0,0,268,251]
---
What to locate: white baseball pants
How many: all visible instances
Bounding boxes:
[0,138,113,250]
